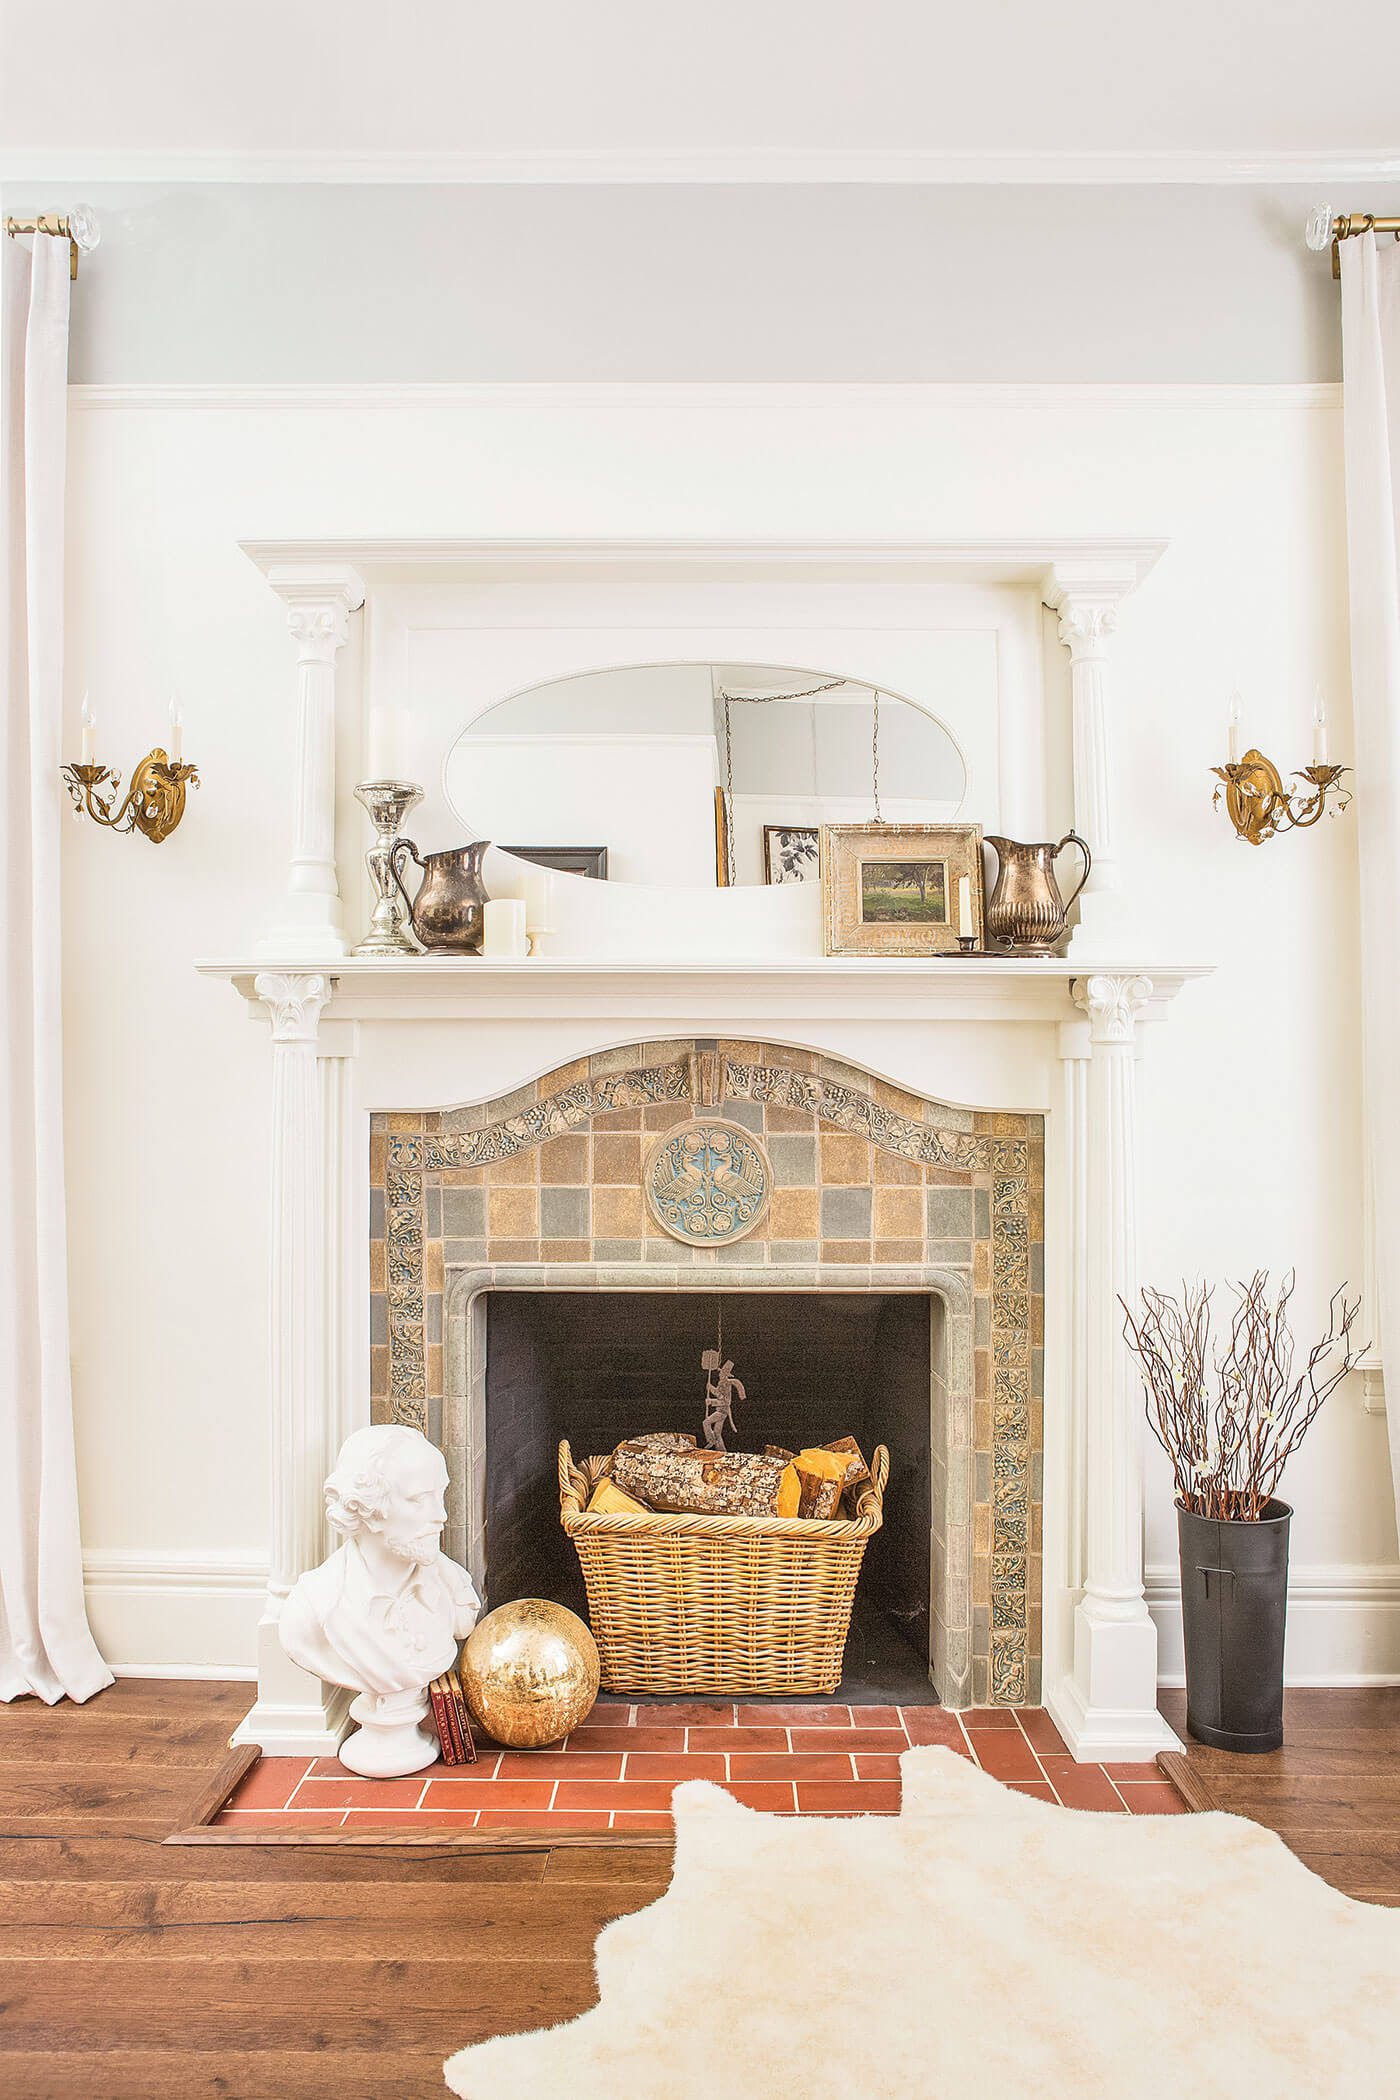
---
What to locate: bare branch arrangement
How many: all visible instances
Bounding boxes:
[1121,1272,1364,1521]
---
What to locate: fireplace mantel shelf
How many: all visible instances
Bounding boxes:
[199,952,1212,1026]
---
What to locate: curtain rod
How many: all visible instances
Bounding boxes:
[3,209,100,280]
[1307,205,1400,279]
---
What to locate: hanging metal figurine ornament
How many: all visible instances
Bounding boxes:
[700,1301,746,1450]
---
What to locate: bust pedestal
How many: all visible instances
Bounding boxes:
[339,1686,441,1777]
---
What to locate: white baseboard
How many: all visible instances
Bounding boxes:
[83,1548,267,1681]
[1147,1561,1400,1688]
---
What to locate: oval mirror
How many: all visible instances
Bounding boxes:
[444,662,967,890]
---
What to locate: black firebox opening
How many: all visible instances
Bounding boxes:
[483,1290,934,1704]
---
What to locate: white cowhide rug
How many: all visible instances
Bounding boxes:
[443,1745,1400,2099]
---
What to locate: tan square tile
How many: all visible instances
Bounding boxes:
[440,1165,488,1187]
[593,1185,646,1239]
[593,1133,642,1184]
[769,1187,819,1239]
[721,1039,766,1066]
[874,1148,922,1185]
[643,1101,692,1131]
[874,1239,924,1263]
[974,1399,992,1452]
[369,1240,386,1291]
[874,1186,923,1237]
[369,1133,387,1187]
[974,1242,992,1292]
[370,1394,392,1426]
[488,1238,541,1263]
[821,1241,872,1264]
[594,1106,642,1131]
[548,1058,591,1094]
[874,1078,929,1122]
[539,1133,589,1182]
[424,1241,444,1294]
[427,1344,443,1395]
[370,1344,389,1398]
[488,1186,539,1239]
[386,1111,424,1134]
[974,1348,989,1399]
[767,1045,816,1073]
[541,1240,591,1262]
[974,1503,991,1556]
[489,1148,539,1185]
[820,1132,872,1184]
[763,1103,818,1134]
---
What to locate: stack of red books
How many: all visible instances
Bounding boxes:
[427,1667,477,1765]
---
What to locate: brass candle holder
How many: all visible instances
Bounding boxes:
[61,748,200,844]
[1212,750,1351,847]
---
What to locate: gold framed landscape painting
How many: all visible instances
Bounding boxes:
[821,822,985,956]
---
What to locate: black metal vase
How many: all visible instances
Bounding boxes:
[1177,1498,1291,1753]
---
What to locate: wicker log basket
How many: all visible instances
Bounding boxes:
[558,1439,889,1696]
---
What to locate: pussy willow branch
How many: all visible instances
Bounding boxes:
[1121,1272,1364,1520]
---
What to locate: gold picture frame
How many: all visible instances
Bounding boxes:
[820,822,985,957]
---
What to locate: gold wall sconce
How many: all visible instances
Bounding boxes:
[61,701,199,844]
[1212,692,1351,846]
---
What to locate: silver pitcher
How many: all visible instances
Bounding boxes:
[983,831,1092,952]
[392,839,492,954]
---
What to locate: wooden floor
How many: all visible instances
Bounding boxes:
[2,1680,1397,2097]
[1158,1685,1400,1906]
[0,1678,672,2099]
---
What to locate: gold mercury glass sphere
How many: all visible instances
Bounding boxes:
[460,1599,600,1749]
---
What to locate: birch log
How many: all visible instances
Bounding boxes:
[612,1446,790,1516]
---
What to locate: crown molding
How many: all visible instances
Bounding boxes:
[66,381,1343,414]
[6,145,1400,187]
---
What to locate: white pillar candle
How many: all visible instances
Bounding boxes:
[521,863,553,934]
[1312,688,1328,765]
[482,898,528,958]
[1227,691,1241,764]
[168,695,183,763]
[957,874,973,940]
[80,693,95,764]
[367,705,408,782]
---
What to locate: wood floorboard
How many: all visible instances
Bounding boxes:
[2,1677,1396,2096]
[1158,1685,1400,1905]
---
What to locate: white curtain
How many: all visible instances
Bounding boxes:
[0,231,112,1701]
[1340,233,1400,1538]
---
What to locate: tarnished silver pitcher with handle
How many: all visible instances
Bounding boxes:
[392,839,492,954]
[983,831,1091,952]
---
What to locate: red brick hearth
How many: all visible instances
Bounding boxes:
[221,1703,1187,1831]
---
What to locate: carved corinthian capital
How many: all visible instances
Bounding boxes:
[285,599,354,665]
[1056,600,1118,656]
[1072,973,1151,1045]
[255,971,333,1043]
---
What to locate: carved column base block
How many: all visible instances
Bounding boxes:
[231,1615,353,1757]
[339,1689,441,1778]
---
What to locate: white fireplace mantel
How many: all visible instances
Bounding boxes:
[208,529,1207,1763]
[202,949,1209,1763]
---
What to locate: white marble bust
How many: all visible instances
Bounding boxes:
[280,1424,481,1776]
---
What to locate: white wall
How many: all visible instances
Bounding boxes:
[60,382,1398,1677]
[11,182,1400,384]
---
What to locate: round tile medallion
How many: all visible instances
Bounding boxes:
[643,1119,773,1246]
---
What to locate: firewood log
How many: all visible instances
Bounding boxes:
[612,1445,791,1516]
[614,1432,697,1456]
[822,1436,870,1489]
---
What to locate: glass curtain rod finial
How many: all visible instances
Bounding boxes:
[3,205,100,278]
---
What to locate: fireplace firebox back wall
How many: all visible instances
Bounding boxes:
[369,1040,1044,1707]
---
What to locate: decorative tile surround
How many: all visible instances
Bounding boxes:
[370,1041,1044,1706]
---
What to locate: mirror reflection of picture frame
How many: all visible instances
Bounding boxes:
[821,822,985,956]
[503,846,609,880]
[763,824,821,885]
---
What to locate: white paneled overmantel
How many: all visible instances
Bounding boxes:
[205,530,1214,1764]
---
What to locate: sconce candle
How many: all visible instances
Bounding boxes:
[80,694,95,765]
[169,699,183,763]
[1227,691,1241,764]
[1312,690,1328,766]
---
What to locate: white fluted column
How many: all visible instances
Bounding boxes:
[233,972,351,1755]
[1047,974,1180,1761]
[257,565,365,959]
[1044,562,1137,959]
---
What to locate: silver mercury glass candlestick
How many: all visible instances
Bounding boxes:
[353,781,424,954]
